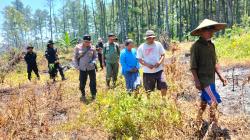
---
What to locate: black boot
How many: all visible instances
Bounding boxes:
[106,80,111,89]
[62,76,66,81]
[80,96,87,102]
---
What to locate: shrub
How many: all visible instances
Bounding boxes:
[215,26,250,61]
[94,90,182,139]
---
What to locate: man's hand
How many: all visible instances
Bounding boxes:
[154,62,161,68]
[146,64,155,69]
[195,80,202,90]
[138,59,154,69]
[219,76,228,86]
[75,66,80,70]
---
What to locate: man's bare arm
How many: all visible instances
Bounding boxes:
[155,54,165,68]
[138,58,154,69]
[215,63,227,86]
[191,69,201,90]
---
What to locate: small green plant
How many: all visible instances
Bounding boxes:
[56,32,78,52]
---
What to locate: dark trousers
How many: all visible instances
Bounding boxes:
[27,65,40,80]
[79,70,97,97]
[98,53,103,69]
[48,63,65,79]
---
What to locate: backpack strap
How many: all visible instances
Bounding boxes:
[76,45,90,60]
[103,43,109,55]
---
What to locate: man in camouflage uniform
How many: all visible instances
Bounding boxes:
[103,33,120,88]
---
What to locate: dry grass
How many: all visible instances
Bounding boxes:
[0,43,249,139]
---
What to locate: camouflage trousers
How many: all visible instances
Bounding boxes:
[105,62,119,86]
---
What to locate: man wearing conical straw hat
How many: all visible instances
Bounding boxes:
[190,19,228,130]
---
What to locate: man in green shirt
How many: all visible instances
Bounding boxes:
[103,33,120,88]
[190,19,228,130]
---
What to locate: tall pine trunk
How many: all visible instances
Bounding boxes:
[165,0,170,37]
[226,0,233,27]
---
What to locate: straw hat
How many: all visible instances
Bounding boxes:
[190,19,227,36]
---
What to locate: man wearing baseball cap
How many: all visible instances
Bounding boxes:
[103,33,120,88]
[73,34,97,102]
[24,44,40,81]
[137,30,168,98]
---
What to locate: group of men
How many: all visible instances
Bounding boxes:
[24,19,228,131]
[72,31,168,102]
[24,40,66,82]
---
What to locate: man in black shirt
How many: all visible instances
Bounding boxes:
[96,38,104,70]
[45,40,66,81]
[24,45,40,81]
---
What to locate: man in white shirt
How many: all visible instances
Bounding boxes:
[137,30,168,98]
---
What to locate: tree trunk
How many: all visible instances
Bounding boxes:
[226,0,233,27]
[209,0,213,19]
[179,0,183,41]
[125,0,129,39]
[170,0,174,39]
[235,0,240,24]
[165,0,170,37]
[92,1,97,37]
[196,0,200,25]
[216,0,220,22]
[145,0,150,29]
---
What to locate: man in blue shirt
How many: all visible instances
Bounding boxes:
[120,39,141,93]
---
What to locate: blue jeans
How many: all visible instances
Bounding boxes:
[123,72,141,91]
